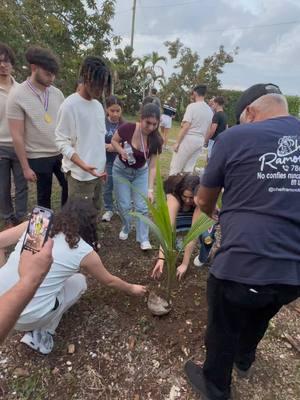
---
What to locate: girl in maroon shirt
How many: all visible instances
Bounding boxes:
[111,104,163,250]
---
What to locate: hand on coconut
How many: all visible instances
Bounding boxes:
[130,284,147,296]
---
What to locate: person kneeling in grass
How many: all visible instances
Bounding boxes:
[151,173,212,281]
[0,199,146,354]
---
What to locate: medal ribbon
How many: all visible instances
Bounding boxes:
[26,79,49,112]
[140,127,149,162]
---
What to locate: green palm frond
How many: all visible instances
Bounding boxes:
[181,213,214,249]
[119,157,214,300]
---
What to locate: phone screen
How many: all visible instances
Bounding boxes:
[22,206,53,253]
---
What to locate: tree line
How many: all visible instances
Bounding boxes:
[1,0,299,120]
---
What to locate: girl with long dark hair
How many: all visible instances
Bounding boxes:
[151,173,208,280]
[102,96,125,222]
[111,103,163,250]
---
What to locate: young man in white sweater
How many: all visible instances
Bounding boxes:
[55,56,112,209]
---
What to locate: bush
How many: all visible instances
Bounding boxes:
[218,90,300,126]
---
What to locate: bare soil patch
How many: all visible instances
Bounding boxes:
[0,217,299,400]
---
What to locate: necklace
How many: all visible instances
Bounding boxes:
[27,79,52,124]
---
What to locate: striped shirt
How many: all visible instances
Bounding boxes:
[6,81,64,158]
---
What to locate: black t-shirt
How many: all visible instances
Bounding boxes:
[211,111,227,140]
[202,116,300,286]
[162,104,176,117]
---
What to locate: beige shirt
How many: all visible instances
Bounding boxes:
[0,76,19,146]
[6,80,64,158]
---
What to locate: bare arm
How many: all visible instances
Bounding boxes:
[176,206,202,280]
[174,121,191,151]
[9,119,36,182]
[0,239,53,344]
[181,206,202,266]
[111,130,127,161]
[147,154,158,202]
[204,123,217,146]
[0,222,28,267]
[81,251,146,296]
[196,185,221,217]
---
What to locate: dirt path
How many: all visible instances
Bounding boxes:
[0,217,299,400]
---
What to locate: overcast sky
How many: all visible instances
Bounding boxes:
[109,0,300,95]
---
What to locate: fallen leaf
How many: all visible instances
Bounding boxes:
[68,344,75,354]
[14,368,29,377]
[128,336,136,351]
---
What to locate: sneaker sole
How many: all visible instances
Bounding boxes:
[20,335,53,355]
[234,364,252,379]
[184,364,211,400]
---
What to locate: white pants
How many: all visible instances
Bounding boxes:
[169,134,204,175]
[15,274,87,334]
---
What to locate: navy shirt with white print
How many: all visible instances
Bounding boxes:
[105,118,119,163]
[202,116,300,286]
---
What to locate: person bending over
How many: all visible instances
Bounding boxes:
[111,103,163,251]
[0,199,146,354]
[151,173,210,280]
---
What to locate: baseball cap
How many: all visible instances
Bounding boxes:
[235,83,281,123]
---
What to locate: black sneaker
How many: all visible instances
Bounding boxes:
[234,363,252,379]
[184,360,231,400]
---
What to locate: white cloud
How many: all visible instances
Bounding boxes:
[110,0,300,95]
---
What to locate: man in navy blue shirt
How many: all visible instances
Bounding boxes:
[185,84,300,400]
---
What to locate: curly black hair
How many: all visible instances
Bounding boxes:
[0,43,16,66]
[25,46,59,74]
[79,56,112,97]
[51,199,98,250]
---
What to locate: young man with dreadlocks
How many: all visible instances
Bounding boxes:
[55,56,111,208]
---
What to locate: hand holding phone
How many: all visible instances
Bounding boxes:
[21,206,54,254]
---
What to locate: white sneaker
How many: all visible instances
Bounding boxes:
[20,329,54,354]
[119,228,129,240]
[102,210,113,222]
[193,255,204,268]
[140,241,152,251]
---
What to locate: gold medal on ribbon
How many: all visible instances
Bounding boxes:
[44,113,52,124]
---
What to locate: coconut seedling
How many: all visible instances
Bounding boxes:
[131,158,214,315]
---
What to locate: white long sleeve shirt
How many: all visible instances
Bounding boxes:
[55,93,106,181]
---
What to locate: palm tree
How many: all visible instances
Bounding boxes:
[147,51,167,93]
[137,51,167,97]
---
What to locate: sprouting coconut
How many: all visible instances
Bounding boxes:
[130,158,214,316]
[147,291,171,316]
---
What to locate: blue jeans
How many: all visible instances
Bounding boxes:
[112,157,149,243]
[103,160,114,211]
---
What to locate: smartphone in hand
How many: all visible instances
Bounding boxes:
[21,206,54,253]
